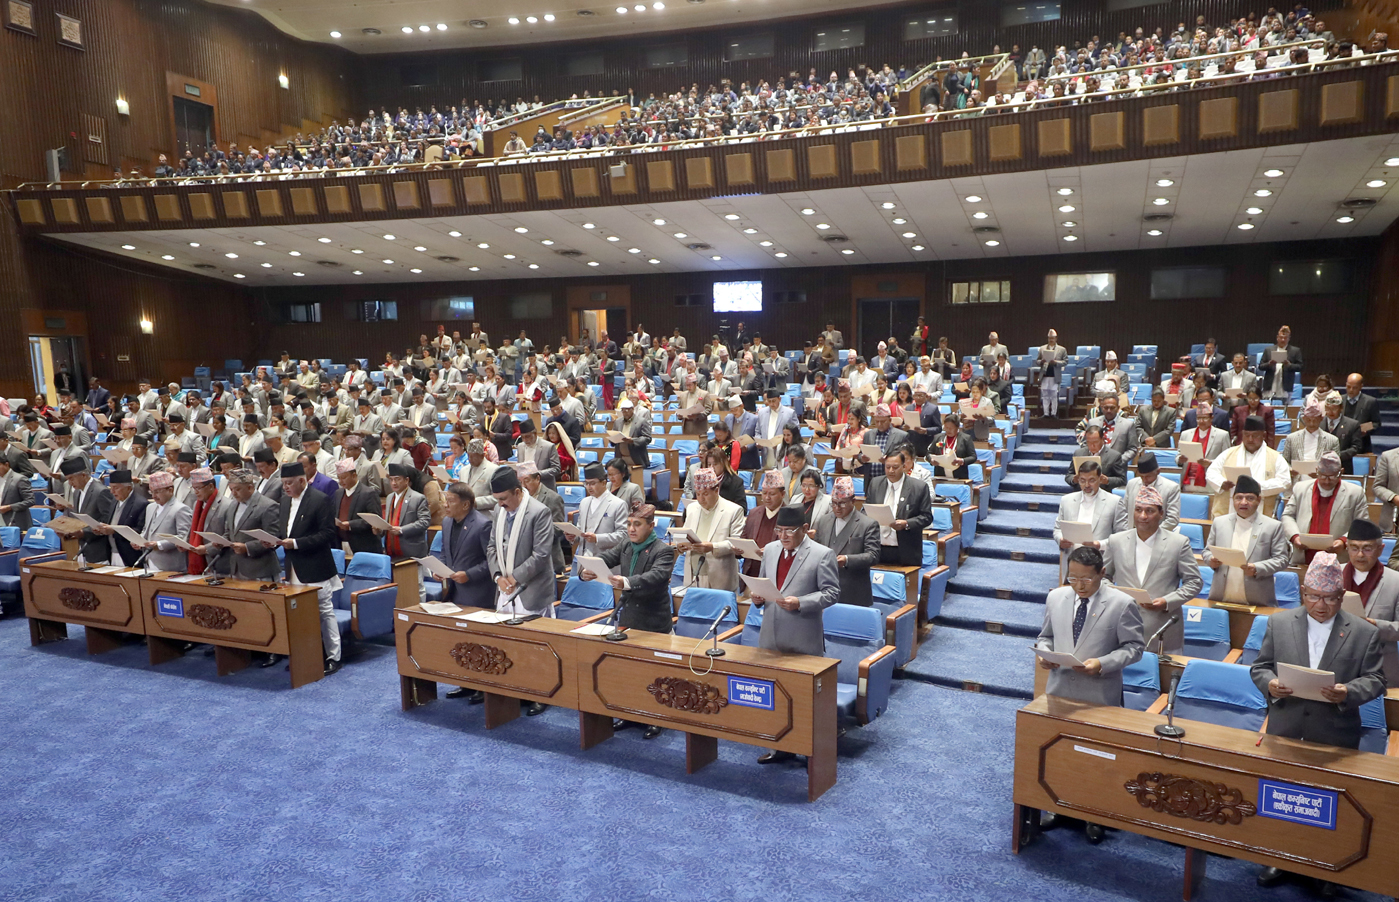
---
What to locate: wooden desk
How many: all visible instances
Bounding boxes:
[395,606,840,801]
[22,560,145,654]
[1014,695,1399,899]
[140,574,325,689]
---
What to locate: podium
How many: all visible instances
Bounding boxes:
[22,560,145,654]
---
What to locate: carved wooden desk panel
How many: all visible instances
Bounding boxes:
[140,575,324,689]
[1014,695,1399,898]
[23,560,146,654]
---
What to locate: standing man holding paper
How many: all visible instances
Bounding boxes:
[57,458,115,565]
[1259,325,1303,402]
[742,471,788,577]
[215,468,282,586]
[1055,461,1120,573]
[582,503,675,637]
[571,462,628,576]
[273,462,344,675]
[1204,415,1290,518]
[485,466,556,626]
[1114,454,1180,533]
[1102,487,1200,654]
[1202,476,1292,605]
[1066,426,1126,491]
[676,467,745,592]
[0,456,35,529]
[864,447,932,566]
[1282,401,1339,477]
[132,471,194,573]
[1037,330,1067,420]
[812,476,880,607]
[757,389,797,470]
[1282,452,1369,565]
[1342,520,1399,685]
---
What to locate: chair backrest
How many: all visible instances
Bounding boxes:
[870,569,907,603]
[1274,570,1300,607]
[937,482,971,507]
[347,552,392,582]
[677,587,737,622]
[739,600,765,645]
[1182,606,1232,660]
[1121,651,1161,711]
[1178,492,1210,521]
[1178,522,1205,553]
[1359,697,1389,754]
[559,577,614,611]
[1173,660,1268,730]
[21,527,61,552]
[0,526,20,549]
[331,547,347,576]
[823,603,884,684]
[430,530,443,554]
[1237,614,1270,665]
[930,507,954,531]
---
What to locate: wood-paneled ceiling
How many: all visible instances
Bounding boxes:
[204,0,900,54]
[47,135,1399,285]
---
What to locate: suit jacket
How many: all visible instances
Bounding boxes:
[1251,609,1385,749]
[485,495,556,616]
[616,412,652,467]
[217,492,282,581]
[600,537,677,633]
[1357,567,1399,685]
[106,492,147,566]
[0,470,34,530]
[680,496,746,592]
[532,485,567,574]
[812,509,880,607]
[1037,585,1145,706]
[865,474,933,566]
[857,426,911,479]
[755,405,799,469]
[1341,393,1380,453]
[1136,406,1177,448]
[459,461,499,513]
[1036,345,1068,380]
[279,487,338,583]
[1373,448,1399,531]
[1102,529,1202,653]
[1282,428,1339,467]
[1054,491,1121,548]
[930,430,977,480]
[140,499,194,573]
[1324,416,1363,473]
[333,484,383,553]
[255,475,285,505]
[1201,513,1292,605]
[1230,403,1275,444]
[1258,344,1303,394]
[1080,415,1139,457]
[383,489,431,558]
[3,443,35,477]
[439,510,493,609]
[1067,446,1126,490]
[756,538,840,655]
[515,438,561,489]
[71,481,117,563]
[1281,479,1369,564]
[1114,477,1182,532]
[1177,422,1232,465]
[1181,408,1231,432]
[1193,352,1227,386]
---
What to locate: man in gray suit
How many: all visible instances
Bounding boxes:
[1036,545,1144,842]
[754,504,840,764]
[378,463,430,561]
[55,458,116,564]
[1283,401,1340,474]
[755,389,798,469]
[1217,353,1259,410]
[520,461,567,576]
[0,456,35,529]
[514,420,561,490]
[132,470,193,573]
[1054,462,1121,566]
[1103,486,1201,655]
[1135,388,1178,448]
[1372,446,1399,531]
[1337,520,1399,687]
[214,468,282,584]
[1066,427,1126,490]
[1114,455,1180,533]
[486,466,556,716]
[1076,394,1138,457]
[252,449,286,504]
[1282,452,1369,565]
[458,440,499,513]
[812,476,880,608]
[1202,476,1292,606]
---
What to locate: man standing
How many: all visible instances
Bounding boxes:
[1322,393,1363,475]
[756,389,797,470]
[864,447,932,566]
[377,463,430,565]
[93,470,145,565]
[1103,487,1201,654]
[273,461,344,675]
[1202,475,1292,605]
[514,419,561,490]
[1341,373,1380,454]
[1344,520,1399,685]
[1037,330,1067,419]
[812,476,880,607]
[1055,461,1120,572]
[1259,325,1303,401]
[54,458,115,564]
[1114,455,1180,532]
[1205,415,1290,517]
[1284,401,1340,474]
[1067,426,1126,491]
[132,471,193,573]
[676,467,745,592]
[520,461,567,576]
[215,468,282,586]
[584,503,676,638]
[1282,452,1369,565]
[1077,394,1137,457]
[331,459,382,554]
[859,405,909,482]
[458,439,499,513]
[571,461,628,575]
[486,467,556,676]
[979,330,1010,365]
[0,456,35,529]
[1218,353,1258,411]
[611,399,651,468]
[437,483,494,613]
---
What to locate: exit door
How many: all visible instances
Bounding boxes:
[29,335,85,403]
[173,97,215,158]
[857,298,919,361]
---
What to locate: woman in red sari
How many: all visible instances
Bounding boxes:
[544,420,577,482]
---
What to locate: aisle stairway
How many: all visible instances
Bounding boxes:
[901,427,1080,699]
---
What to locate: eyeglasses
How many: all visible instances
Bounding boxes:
[1065,576,1100,586]
[774,527,804,537]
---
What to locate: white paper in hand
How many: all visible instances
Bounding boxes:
[1341,590,1365,619]
[863,503,896,527]
[415,555,458,580]
[576,554,615,580]
[358,512,392,530]
[1058,520,1097,545]
[741,574,782,603]
[1207,545,1247,568]
[1277,662,1336,702]
[1032,646,1085,668]
[728,537,764,560]
[243,528,284,546]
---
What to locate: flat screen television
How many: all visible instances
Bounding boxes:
[713,280,763,313]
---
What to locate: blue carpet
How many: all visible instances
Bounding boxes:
[983,492,1062,513]
[949,558,1062,602]
[901,628,1035,698]
[997,477,1073,496]
[970,534,1062,565]
[935,593,1046,637]
[1015,444,1076,461]
[980,511,1060,538]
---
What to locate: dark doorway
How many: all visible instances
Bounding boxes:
[173,97,215,158]
[857,298,919,360]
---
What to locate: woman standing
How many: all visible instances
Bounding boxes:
[796,469,831,527]
[606,457,645,512]
[706,446,748,512]
[545,420,577,482]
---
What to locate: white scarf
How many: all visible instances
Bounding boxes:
[494,492,542,580]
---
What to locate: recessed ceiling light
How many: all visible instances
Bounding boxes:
[318,237,331,243]
[1253,189,1272,197]
[503,254,516,259]
[288,251,301,257]
[1336,215,1355,223]
[526,16,537,23]
[582,223,596,229]
[984,240,1000,247]
[1061,220,1076,227]
[161,254,175,260]
[724,213,740,220]
[652,218,666,225]
[352,270,363,275]
[544,13,555,21]
[616,5,626,11]
[759,241,773,247]
[528,264,539,269]
[1062,235,1078,242]
[188,242,200,247]
[383,234,396,240]
[1263,168,1284,177]
[628,247,641,253]
[121,244,135,250]
[587,261,600,266]
[901,232,916,238]
[418,25,430,32]
[1246,207,1264,215]
[233,273,245,279]
[402,26,414,33]
[653,1,663,7]
[911,245,925,251]
[1152,198,1170,205]
[1367,179,1387,188]
[648,259,660,264]
[673,232,688,238]
[293,272,305,277]
[971,212,988,220]
[1146,229,1163,236]
[964,195,982,203]
[448,230,462,238]
[414,246,427,252]
[514,226,529,233]
[225,252,239,259]
[1155,179,1174,187]
[469,266,480,272]
[635,4,645,10]
[330,31,341,38]
[881,202,896,209]
[606,236,619,242]
[893,217,908,224]
[841,249,855,255]
[816,223,831,230]
[477,243,489,249]
[410,267,423,273]
[508,17,519,24]
[774,252,788,258]
[1387,158,1399,167]
[1058,204,1075,213]
[383,259,394,264]
[743,228,757,234]
[1057,188,1074,196]
[541,239,554,245]
[253,240,266,246]
[1237,223,1255,230]
[351,249,364,254]
[800,208,815,215]
[710,255,722,260]
[437,23,447,30]
[260,262,272,268]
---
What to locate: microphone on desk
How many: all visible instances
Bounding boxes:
[1154,673,1186,739]
[1145,612,1181,664]
[604,587,628,642]
[699,604,733,658]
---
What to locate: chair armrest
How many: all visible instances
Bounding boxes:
[1387,730,1399,757]
[883,602,918,666]
[1145,694,1170,715]
[350,582,398,640]
[920,565,951,625]
[937,533,962,578]
[1222,648,1243,664]
[580,609,612,624]
[856,645,897,725]
[717,624,744,642]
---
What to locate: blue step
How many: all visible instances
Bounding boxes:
[998,476,1073,496]
[1016,444,1076,461]
[979,511,1058,539]
[991,492,1063,513]
[900,626,1035,698]
[948,557,1061,602]
[969,534,1061,564]
[934,593,1045,637]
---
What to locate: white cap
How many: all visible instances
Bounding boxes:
[618,399,634,409]
[728,396,744,408]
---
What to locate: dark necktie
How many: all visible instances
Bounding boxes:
[1072,596,1091,644]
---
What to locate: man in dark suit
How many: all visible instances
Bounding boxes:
[545,395,582,450]
[1259,326,1303,400]
[857,404,909,480]
[56,458,115,564]
[272,462,343,674]
[438,483,494,611]
[1180,388,1231,432]
[812,476,880,607]
[1342,373,1380,454]
[252,449,285,504]
[330,459,381,554]
[96,470,146,565]
[904,387,944,457]
[1066,426,1127,491]
[1323,393,1364,474]
[1251,551,1386,891]
[1193,339,1227,388]
[865,447,933,566]
[1136,388,1177,448]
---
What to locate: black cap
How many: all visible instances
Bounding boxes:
[167,413,185,423]
[176,451,198,463]
[775,504,806,528]
[157,386,169,395]
[387,463,412,478]
[490,467,520,492]
[59,457,86,476]
[1243,415,1265,431]
[583,462,607,481]
[243,414,260,424]
[765,388,782,399]
[301,430,320,443]
[109,470,133,484]
[1136,454,1159,473]
[518,418,535,434]
[1348,519,1384,542]
[52,425,71,436]
[253,449,276,464]
[357,398,372,407]
[131,434,151,447]
[279,462,305,478]
[1234,474,1262,496]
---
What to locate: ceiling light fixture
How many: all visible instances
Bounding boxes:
[892,218,908,224]
[469,266,480,272]
[526,16,538,23]
[514,226,529,233]
[964,195,982,203]
[800,208,815,215]
[1061,220,1076,227]
[1062,235,1078,242]
[971,212,987,220]
[1263,168,1284,177]
[288,251,301,257]
[841,249,855,255]
[508,17,519,24]
[402,26,414,33]
[224,252,238,259]
[1386,158,1399,167]
[1056,188,1073,196]
[234,274,245,279]
[1058,205,1076,213]
[161,254,175,260]
[653,1,663,7]
[351,249,364,254]
[383,234,396,240]
[188,242,200,247]
[724,213,740,220]
[759,241,773,247]
[816,223,831,230]
[588,261,600,266]
[503,254,516,259]
[353,270,363,275]
[528,264,539,269]
[253,240,266,246]
[414,246,427,252]
[121,244,135,250]
[544,13,555,21]
[606,236,619,242]
[774,252,788,258]
[582,223,596,229]
[673,232,688,238]
[911,245,925,251]
[477,242,489,249]
[901,232,916,238]
[260,262,272,268]
[628,248,641,253]
[1336,215,1355,223]
[330,31,341,38]
[648,259,660,264]
[743,228,757,234]
[710,255,722,260]
[292,272,305,277]
[383,259,394,264]
[652,218,666,225]
[1237,223,1255,230]
[448,230,462,238]
[410,268,423,273]
[1254,189,1272,197]
[1155,178,1174,187]
[984,240,1000,247]
[881,202,896,209]
[616,5,626,12]
[437,23,447,30]
[1146,229,1163,236]
[1367,179,1387,188]
[541,239,554,246]
[418,25,430,32]
[1246,207,1264,215]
